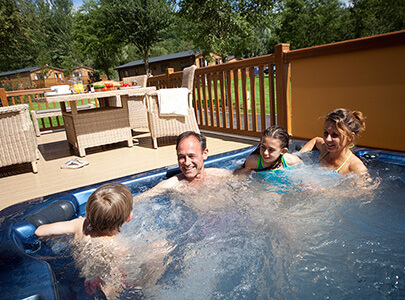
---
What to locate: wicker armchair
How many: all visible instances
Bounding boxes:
[0,104,38,173]
[123,75,148,87]
[122,75,149,130]
[145,65,199,148]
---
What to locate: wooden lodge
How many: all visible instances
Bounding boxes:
[0,65,65,90]
[115,50,223,80]
[0,65,94,90]
[70,65,95,85]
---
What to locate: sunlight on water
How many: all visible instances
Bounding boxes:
[36,154,405,299]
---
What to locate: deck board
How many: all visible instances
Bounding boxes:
[0,129,257,210]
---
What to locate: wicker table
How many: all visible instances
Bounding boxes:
[36,87,156,156]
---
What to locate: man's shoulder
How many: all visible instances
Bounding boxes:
[156,174,182,189]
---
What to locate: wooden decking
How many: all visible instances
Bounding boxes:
[0,129,258,211]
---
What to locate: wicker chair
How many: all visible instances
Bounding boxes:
[122,75,149,130]
[145,65,199,148]
[0,104,38,173]
[123,75,148,87]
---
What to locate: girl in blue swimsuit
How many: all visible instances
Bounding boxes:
[242,126,301,172]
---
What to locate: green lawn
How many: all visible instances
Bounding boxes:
[12,95,96,130]
[30,101,64,129]
[13,76,276,132]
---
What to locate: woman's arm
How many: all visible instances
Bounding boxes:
[299,137,324,153]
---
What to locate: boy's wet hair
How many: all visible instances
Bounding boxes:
[86,183,133,233]
[326,108,366,143]
[262,126,290,149]
[176,131,207,152]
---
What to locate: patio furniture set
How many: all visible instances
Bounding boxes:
[0,65,199,173]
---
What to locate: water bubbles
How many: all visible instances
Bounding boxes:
[36,154,405,299]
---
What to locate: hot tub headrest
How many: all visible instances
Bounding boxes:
[25,200,76,228]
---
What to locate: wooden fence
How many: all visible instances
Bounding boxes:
[148,31,405,151]
[147,44,289,138]
[286,30,405,151]
[0,88,98,133]
[1,30,404,151]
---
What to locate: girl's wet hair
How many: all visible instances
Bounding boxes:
[86,183,133,233]
[326,108,366,142]
[262,126,290,149]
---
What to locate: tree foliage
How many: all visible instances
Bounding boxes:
[73,0,124,79]
[104,0,175,74]
[0,0,40,70]
[37,0,75,69]
[178,0,260,60]
[348,0,405,38]
[0,0,404,75]
[276,0,351,49]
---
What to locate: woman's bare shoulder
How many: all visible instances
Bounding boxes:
[349,155,368,174]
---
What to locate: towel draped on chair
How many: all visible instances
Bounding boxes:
[157,88,189,116]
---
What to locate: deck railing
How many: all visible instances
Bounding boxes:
[147,30,405,151]
[0,88,98,133]
[1,30,404,150]
[285,30,405,151]
[147,44,290,138]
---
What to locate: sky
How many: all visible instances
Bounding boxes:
[72,0,83,9]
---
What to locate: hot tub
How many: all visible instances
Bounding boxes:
[0,143,404,299]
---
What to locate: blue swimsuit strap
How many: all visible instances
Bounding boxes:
[281,155,289,168]
[256,154,265,170]
[257,154,288,171]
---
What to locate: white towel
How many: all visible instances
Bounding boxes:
[157,88,189,116]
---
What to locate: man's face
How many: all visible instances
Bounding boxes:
[177,136,208,181]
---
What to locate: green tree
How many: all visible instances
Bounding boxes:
[348,0,405,38]
[178,0,259,61]
[237,0,280,55]
[105,0,175,74]
[37,0,75,69]
[73,0,124,79]
[276,0,351,49]
[0,0,41,71]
